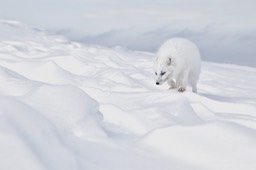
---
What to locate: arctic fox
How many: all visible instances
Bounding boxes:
[154,38,201,93]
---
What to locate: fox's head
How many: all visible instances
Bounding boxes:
[154,57,174,85]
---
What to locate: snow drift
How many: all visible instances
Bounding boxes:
[0,20,256,170]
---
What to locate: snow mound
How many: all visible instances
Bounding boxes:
[21,84,105,139]
[0,65,38,96]
[142,122,256,170]
[1,20,256,170]
[0,97,80,170]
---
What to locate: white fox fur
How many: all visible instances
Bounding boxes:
[154,38,201,93]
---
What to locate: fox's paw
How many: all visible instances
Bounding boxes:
[178,87,186,92]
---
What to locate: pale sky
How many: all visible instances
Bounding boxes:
[0,0,256,66]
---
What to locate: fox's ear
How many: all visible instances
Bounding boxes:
[167,58,171,65]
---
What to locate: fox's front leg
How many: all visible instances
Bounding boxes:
[168,79,177,89]
[177,71,189,92]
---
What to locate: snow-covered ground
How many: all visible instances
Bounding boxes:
[0,20,256,170]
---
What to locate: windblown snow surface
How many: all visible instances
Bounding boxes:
[0,20,256,170]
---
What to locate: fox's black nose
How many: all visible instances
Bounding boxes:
[156,82,160,85]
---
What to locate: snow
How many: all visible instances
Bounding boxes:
[0,20,256,170]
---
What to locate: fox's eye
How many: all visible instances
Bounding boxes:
[161,72,166,76]
[155,72,157,75]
